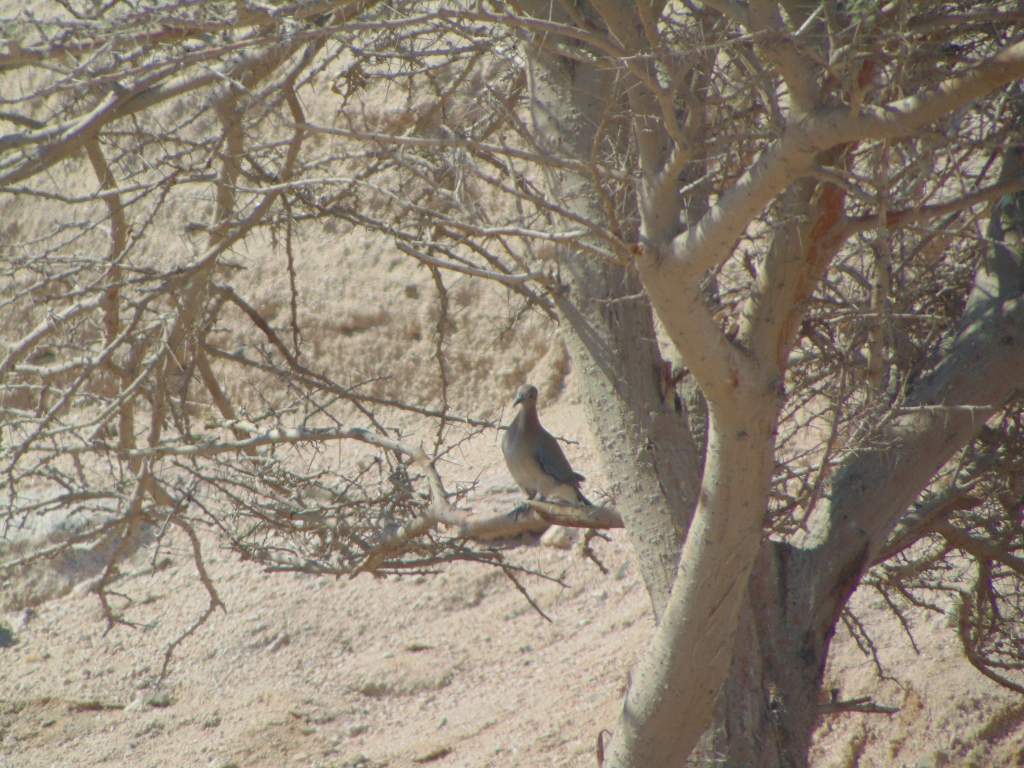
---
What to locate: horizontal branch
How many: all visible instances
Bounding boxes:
[0,0,374,71]
[665,39,1024,283]
[818,696,899,716]
[296,121,632,182]
[525,498,623,529]
[0,38,306,187]
[839,175,1024,240]
[877,483,985,562]
[394,242,555,288]
[437,7,626,62]
[827,40,1024,144]
[0,294,106,382]
[28,419,622,576]
[935,521,1024,577]
[203,343,497,428]
[909,11,1024,35]
[83,424,408,459]
[0,516,126,572]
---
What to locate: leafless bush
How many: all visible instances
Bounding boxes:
[4,2,1024,766]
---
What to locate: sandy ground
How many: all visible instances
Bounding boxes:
[1,72,1022,766]
[3,399,1024,768]
[1,414,648,768]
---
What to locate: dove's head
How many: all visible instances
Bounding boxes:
[512,384,538,408]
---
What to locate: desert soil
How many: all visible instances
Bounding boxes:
[3,394,1024,768]
[1,75,1022,767]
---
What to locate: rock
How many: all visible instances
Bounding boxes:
[351,651,454,698]
[16,607,36,630]
[411,742,453,763]
[540,525,576,549]
[146,690,173,708]
[71,575,104,598]
[126,690,172,712]
[267,633,291,653]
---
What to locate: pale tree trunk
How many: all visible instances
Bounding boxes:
[520,6,821,765]
[525,10,784,762]
[700,545,837,768]
[522,6,700,615]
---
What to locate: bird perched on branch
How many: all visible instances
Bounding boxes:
[502,384,591,506]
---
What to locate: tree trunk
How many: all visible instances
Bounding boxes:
[604,402,779,767]
[522,9,700,617]
[521,7,1024,768]
[522,7,785,765]
[704,146,1024,768]
[701,543,859,768]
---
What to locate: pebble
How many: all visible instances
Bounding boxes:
[540,525,576,549]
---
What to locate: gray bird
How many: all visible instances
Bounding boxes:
[502,384,591,506]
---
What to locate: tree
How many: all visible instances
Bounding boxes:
[2,2,1024,767]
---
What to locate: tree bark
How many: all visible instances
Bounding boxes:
[519,6,1024,767]
[696,542,839,768]
[522,6,700,617]
[705,146,1024,768]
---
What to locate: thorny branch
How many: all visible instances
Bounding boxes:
[2,0,1024,711]
[0,2,617,666]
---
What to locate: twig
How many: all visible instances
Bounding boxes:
[159,514,225,680]
[501,564,553,623]
[819,696,899,715]
[581,529,611,575]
